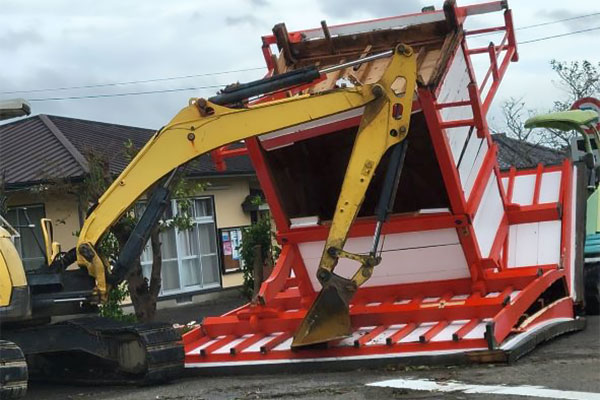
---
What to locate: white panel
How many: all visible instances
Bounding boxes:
[259,107,364,148]
[463,140,489,199]
[462,322,487,339]
[458,132,484,196]
[299,12,446,40]
[537,221,562,265]
[570,166,578,298]
[213,335,250,354]
[501,177,509,193]
[437,48,473,165]
[244,334,282,353]
[366,324,406,346]
[438,49,470,106]
[272,337,293,351]
[507,221,561,268]
[511,174,536,205]
[399,322,435,343]
[508,223,539,267]
[539,171,562,203]
[473,173,504,257]
[335,327,373,347]
[298,229,469,291]
[430,321,468,342]
[507,224,518,267]
[187,336,224,355]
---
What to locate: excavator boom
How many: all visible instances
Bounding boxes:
[74,47,415,316]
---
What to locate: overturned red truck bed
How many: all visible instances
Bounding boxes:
[183,1,586,370]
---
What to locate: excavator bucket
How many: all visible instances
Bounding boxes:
[183,1,587,372]
[292,277,353,347]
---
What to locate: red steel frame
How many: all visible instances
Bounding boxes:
[183,1,578,367]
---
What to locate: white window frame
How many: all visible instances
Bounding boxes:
[5,204,46,271]
[141,195,221,296]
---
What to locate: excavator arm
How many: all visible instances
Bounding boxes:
[71,45,417,353]
[74,75,373,299]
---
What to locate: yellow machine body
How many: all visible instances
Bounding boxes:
[0,227,27,307]
[73,46,417,314]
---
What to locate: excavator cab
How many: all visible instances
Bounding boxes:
[40,218,61,266]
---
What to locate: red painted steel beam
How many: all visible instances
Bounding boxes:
[436,100,472,109]
[452,318,480,341]
[488,43,499,82]
[202,295,508,338]
[506,203,562,225]
[419,321,449,343]
[261,116,361,151]
[186,337,489,365]
[183,332,210,354]
[386,323,417,345]
[260,333,292,354]
[468,82,487,137]
[466,145,497,215]
[468,44,509,55]
[230,334,266,355]
[482,41,515,115]
[201,335,236,356]
[439,118,475,129]
[506,166,516,203]
[245,137,289,231]
[487,214,508,263]
[504,9,519,62]
[466,26,506,36]
[532,164,544,205]
[418,88,468,214]
[491,269,566,346]
[559,160,573,280]
[257,244,296,304]
[279,212,466,244]
[354,325,388,347]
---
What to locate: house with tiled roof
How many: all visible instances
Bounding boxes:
[491,133,567,170]
[0,114,263,302]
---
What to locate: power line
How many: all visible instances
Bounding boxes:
[28,84,226,102]
[23,24,600,102]
[517,11,600,31]
[10,12,600,100]
[469,11,600,37]
[0,67,264,95]
[518,26,600,45]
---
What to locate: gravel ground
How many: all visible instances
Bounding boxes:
[25,316,600,400]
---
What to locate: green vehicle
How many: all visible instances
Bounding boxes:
[525,108,600,314]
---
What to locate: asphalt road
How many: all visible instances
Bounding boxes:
[25,316,600,400]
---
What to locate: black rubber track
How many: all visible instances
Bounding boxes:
[0,340,28,400]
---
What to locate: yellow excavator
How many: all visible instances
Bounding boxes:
[0,44,416,398]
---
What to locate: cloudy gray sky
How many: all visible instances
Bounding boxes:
[1,0,598,130]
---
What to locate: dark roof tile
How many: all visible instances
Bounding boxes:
[492,133,566,170]
[0,114,255,186]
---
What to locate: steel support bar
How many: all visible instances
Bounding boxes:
[260,333,292,354]
[201,335,236,356]
[419,321,449,343]
[230,334,266,355]
[386,323,417,345]
[354,325,388,347]
[452,318,480,341]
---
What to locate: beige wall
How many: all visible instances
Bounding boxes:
[6,190,80,251]
[201,177,252,229]
[6,176,251,291]
[222,271,243,288]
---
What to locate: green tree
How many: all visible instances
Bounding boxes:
[82,141,205,322]
[238,217,279,299]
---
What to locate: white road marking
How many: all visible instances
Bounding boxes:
[367,378,600,400]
